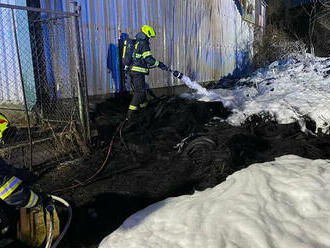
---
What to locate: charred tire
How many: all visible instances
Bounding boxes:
[182,136,216,167]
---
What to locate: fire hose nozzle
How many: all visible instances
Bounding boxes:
[173,70,183,79]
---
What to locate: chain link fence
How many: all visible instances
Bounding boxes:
[0,3,89,170]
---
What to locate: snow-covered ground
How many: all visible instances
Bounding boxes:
[99,155,330,248]
[182,55,330,134]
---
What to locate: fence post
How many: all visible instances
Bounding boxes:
[11,9,33,170]
[78,4,91,142]
[71,1,90,142]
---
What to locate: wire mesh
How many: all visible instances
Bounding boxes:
[0,4,88,169]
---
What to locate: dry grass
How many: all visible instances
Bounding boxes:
[253,27,307,68]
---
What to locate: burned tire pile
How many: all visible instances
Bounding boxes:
[35,94,330,247]
[89,95,330,197]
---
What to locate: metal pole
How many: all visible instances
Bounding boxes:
[77,3,91,142]
[71,1,90,142]
[11,9,33,171]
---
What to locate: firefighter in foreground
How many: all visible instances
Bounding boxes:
[0,157,51,244]
[0,113,43,240]
[0,114,43,238]
[123,25,169,118]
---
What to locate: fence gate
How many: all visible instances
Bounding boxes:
[0,3,89,170]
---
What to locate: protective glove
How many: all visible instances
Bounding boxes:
[158,62,168,71]
[38,192,53,208]
[173,70,183,79]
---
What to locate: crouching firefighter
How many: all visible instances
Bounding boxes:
[122,25,169,118]
[0,157,52,245]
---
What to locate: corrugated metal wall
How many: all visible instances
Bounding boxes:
[41,0,258,96]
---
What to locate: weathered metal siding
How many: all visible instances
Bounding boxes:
[41,0,259,96]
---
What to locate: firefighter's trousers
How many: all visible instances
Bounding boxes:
[128,72,148,111]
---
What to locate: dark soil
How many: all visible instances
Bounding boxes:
[7,94,330,248]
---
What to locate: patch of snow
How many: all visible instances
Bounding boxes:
[99,155,330,248]
[182,55,330,134]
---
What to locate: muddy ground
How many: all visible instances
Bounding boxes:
[6,93,330,248]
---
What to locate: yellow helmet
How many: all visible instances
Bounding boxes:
[141,25,156,38]
[0,113,9,140]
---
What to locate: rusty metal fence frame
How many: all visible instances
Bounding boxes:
[0,3,89,170]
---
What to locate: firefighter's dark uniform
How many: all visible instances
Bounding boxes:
[128,31,167,113]
[0,158,40,234]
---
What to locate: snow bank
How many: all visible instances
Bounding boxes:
[183,55,330,134]
[227,55,330,134]
[99,155,330,248]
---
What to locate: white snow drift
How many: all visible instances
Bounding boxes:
[183,55,330,134]
[99,155,330,248]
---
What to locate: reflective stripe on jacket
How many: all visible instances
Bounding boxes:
[130,32,159,74]
[0,158,39,208]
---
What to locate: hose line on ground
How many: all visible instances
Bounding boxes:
[52,120,126,193]
[44,195,72,248]
[44,207,54,248]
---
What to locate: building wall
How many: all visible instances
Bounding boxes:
[40,0,264,96]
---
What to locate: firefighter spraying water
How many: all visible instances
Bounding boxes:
[121,25,228,119]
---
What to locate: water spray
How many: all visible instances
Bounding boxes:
[168,69,210,96]
[167,68,232,107]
